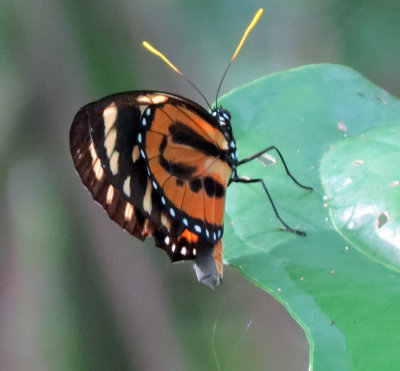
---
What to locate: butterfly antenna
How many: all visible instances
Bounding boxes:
[215,8,264,107]
[142,41,212,110]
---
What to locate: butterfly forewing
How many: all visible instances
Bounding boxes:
[70,91,232,277]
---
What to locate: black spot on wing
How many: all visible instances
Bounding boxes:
[204,176,224,198]
[169,122,223,158]
[159,135,196,179]
[189,177,202,193]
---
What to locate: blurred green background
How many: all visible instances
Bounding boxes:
[1,0,399,370]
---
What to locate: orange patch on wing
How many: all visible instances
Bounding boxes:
[181,229,199,243]
[145,131,164,160]
[148,157,171,187]
[163,139,205,165]
[203,158,231,182]
[154,104,226,151]
[180,184,205,220]
[162,176,186,208]
[203,161,230,225]
[205,195,225,225]
[204,191,225,225]
[150,108,173,136]
[181,106,228,150]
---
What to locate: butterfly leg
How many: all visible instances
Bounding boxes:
[237,145,313,191]
[232,176,306,236]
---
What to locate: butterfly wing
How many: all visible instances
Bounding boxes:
[70,91,232,287]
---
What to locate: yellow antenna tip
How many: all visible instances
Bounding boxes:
[231,8,264,62]
[142,41,182,74]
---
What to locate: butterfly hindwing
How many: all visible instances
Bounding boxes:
[70,91,232,280]
[70,97,154,240]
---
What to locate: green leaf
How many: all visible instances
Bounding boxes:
[219,64,400,370]
[321,125,400,271]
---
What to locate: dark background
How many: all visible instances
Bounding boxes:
[1,0,399,370]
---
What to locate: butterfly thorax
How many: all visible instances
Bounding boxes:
[211,108,238,171]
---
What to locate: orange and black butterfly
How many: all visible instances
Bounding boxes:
[70,9,312,288]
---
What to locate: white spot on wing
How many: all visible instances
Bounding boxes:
[105,127,117,158]
[124,202,134,221]
[132,145,140,163]
[194,225,201,233]
[106,185,114,205]
[143,179,152,214]
[123,176,131,197]
[103,103,117,135]
[88,142,99,164]
[161,212,171,230]
[148,94,168,104]
[110,151,119,175]
[93,158,104,180]
[137,95,152,104]
[139,105,147,115]
[181,246,187,256]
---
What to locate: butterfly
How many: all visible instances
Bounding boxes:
[69,9,312,288]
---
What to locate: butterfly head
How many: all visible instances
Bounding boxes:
[212,107,231,127]
[212,107,238,167]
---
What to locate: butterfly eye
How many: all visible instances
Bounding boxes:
[221,109,231,121]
